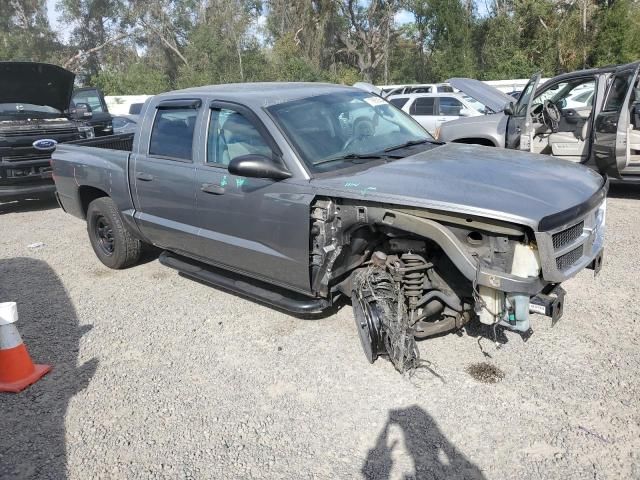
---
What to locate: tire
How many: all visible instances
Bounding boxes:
[86,197,142,269]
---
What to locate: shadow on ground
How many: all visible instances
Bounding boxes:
[0,194,59,215]
[608,183,640,200]
[0,257,97,479]
[362,405,485,480]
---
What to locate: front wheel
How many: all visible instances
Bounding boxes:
[86,197,142,269]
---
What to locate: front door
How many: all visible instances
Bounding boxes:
[193,103,312,293]
[132,99,201,253]
[506,73,541,151]
[436,96,466,129]
[592,62,640,178]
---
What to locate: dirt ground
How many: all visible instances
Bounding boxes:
[1,185,639,479]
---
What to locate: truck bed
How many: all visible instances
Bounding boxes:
[52,133,136,220]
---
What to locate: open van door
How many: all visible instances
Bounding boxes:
[592,62,640,178]
[505,73,541,151]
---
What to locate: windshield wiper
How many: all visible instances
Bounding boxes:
[384,139,441,152]
[315,152,389,166]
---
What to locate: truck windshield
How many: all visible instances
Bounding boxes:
[0,103,62,118]
[268,91,434,172]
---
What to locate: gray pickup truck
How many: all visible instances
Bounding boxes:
[52,83,607,371]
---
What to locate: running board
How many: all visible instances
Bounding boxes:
[159,251,330,315]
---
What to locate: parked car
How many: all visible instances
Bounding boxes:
[71,87,113,137]
[0,62,95,200]
[387,92,484,135]
[380,83,454,97]
[112,114,138,134]
[437,63,640,180]
[51,82,606,372]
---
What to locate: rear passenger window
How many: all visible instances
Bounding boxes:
[389,98,409,109]
[438,97,464,116]
[149,108,198,160]
[410,97,435,115]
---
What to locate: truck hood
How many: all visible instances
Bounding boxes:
[310,143,605,230]
[0,62,75,113]
[448,78,513,113]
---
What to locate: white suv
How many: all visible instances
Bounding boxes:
[387,92,483,135]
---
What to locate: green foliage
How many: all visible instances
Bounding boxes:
[92,63,171,95]
[591,0,640,66]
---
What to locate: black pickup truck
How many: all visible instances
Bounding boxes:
[0,62,95,200]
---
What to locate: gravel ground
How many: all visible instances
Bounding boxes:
[1,186,639,480]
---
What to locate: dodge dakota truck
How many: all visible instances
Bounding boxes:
[51,83,606,372]
[0,62,95,199]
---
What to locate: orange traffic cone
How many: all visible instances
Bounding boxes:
[0,302,51,393]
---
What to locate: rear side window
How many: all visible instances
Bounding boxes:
[149,108,198,160]
[389,97,409,109]
[410,97,435,115]
[603,72,633,112]
[438,97,464,116]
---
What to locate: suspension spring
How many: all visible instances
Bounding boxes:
[400,253,429,310]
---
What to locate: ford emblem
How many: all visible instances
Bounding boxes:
[32,138,58,152]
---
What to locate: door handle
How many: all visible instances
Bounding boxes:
[136,172,154,181]
[201,183,225,195]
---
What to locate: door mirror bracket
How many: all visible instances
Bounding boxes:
[227,154,292,180]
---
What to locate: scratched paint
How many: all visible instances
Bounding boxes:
[221,175,228,187]
[236,178,246,187]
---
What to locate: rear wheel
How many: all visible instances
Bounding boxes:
[86,197,142,269]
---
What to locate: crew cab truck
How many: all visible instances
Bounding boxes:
[438,62,640,182]
[52,83,606,371]
[0,62,95,199]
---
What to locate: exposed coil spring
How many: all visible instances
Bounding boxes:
[401,253,429,309]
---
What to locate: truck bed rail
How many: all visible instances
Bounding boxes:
[67,133,133,152]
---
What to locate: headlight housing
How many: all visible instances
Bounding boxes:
[78,125,95,139]
[595,198,606,233]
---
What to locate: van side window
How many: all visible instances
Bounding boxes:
[206,108,272,166]
[149,108,198,161]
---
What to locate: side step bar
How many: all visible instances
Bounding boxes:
[159,251,331,315]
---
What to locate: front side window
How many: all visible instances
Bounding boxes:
[72,92,104,112]
[206,108,272,166]
[268,91,433,173]
[438,97,464,116]
[149,108,198,160]
[410,97,435,115]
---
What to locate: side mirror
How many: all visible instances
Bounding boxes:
[458,108,473,117]
[72,102,93,120]
[228,154,291,180]
[503,101,515,116]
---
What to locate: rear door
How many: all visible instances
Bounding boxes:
[132,98,201,253]
[436,96,466,128]
[592,62,640,178]
[408,97,437,134]
[505,73,541,151]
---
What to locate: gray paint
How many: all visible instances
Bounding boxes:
[447,78,513,113]
[52,82,605,295]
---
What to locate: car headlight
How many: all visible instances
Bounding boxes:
[78,125,95,139]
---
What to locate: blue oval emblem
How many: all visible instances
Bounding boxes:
[32,139,58,152]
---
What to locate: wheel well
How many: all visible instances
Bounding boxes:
[78,186,109,218]
[452,138,496,147]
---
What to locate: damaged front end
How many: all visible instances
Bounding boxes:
[310,196,605,372]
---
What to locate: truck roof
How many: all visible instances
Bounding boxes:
[155,82,359,107]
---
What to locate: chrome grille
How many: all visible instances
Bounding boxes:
[552,221,584,250]
[556,245,584,271]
